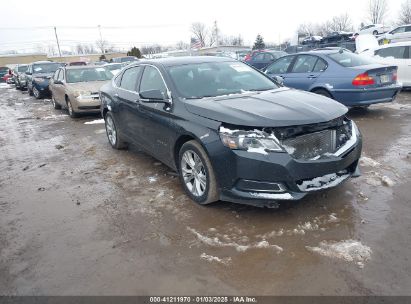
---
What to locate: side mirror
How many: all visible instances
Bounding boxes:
[54,80,63,85]
[26,71,32,75]
[139,89,168,103]
[272,75,284,86]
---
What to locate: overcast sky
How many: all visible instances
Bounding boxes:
[0,0,404,54]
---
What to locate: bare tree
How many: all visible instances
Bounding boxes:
[297,23,319,37]
[76,44,85,54]
[96,39,109,54]
[399,0,411,24]
[47,45,56,56]
[176,41,189,50]
[190,22,208,47]
[318,14,353,35]
[368,0,388,24]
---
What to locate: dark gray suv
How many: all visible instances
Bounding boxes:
[99,56,362,207]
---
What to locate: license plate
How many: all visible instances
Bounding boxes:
[380,74,390,83]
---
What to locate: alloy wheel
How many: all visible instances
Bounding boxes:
[181,150,207,197]
[33,87,40,98]
[105,115,117,146]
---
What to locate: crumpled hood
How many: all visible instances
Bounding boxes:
[66,80,110,94]
[184,88,348,127]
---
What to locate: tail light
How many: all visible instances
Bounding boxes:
[352,73,375,86]
[392,71,398,82]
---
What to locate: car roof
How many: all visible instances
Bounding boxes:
[32,61,57,64]
[128,56,235,67]
[64,66,106,70]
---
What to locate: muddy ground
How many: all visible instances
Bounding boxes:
[0,84,410,296]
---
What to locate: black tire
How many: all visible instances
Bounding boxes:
[178,140,219,205]
[28,85,33,96]
[373,30,378,35]
[66,97,78,118]
[52,95,61,109]
[104,112,127,149]
[313,88,333,99]
[33,86,42,99]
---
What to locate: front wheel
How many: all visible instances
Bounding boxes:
[373,30,378,35]
[33,86,42,99]
[178,140,219,205]
[66,98,78,118]
[52,95,61,109]
[104,112,127,149]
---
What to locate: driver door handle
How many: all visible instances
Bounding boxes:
[307,75,317,79]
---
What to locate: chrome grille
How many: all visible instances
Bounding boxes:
[282,129,336,160]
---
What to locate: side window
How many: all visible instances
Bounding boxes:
[140,66,167,94]
[406,26,411,32]
[53,69,60,81]
[312,58,328,72]
[57,69,64,81]
[375,46,407,59]
[291,55,318,73]
[119,66,141,91]
[254,53,265,61]
[391,27,405,34]
[266,56,294,74]
[263,53,274,61]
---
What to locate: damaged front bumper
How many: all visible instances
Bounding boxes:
[210,124,362,208]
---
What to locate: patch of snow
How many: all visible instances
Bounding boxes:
[148,176,157,183]
[306,240,372,267]
[187,227,282,253]
[360,156,380,167]
[297,172,350,192]
[200,253,232,265]
[219,126,240,135]
[381,175,394,187]
[328,213,339,223]
[282,144,295,155]
[41,114,69,120]
[249,192,293,200]
[84,119,104,125]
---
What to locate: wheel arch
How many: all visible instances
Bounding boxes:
[310,86,334,98]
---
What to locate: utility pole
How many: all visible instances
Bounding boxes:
[214,20,219,49]
[54,26,62,57]
[98,25,104,54]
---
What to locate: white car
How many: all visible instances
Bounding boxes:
[357,24,390,36]
[379,24,411,43]
[360,40,411,88]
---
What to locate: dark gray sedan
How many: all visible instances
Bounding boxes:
[99,56,362,207]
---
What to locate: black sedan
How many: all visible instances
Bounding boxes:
[99,57,362,207]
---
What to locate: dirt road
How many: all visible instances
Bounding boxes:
[1,84,410,295]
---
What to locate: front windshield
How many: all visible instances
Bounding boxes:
[33,63,62,74]
[167,61,278,99]
[18,65,28,72]
[66,67,113,83]
[327,51,376,67]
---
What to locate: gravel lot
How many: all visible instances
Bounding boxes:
[1,84,411,295]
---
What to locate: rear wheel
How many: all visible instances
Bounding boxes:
[178,140,219,205]
[372,30,378,35]
[105,112,127,149]
[312,89,333,99]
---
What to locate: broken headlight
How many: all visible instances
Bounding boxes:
[219,126,283,152]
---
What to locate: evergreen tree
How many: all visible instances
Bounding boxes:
[252,34,265,50]
[127,46,142,58]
